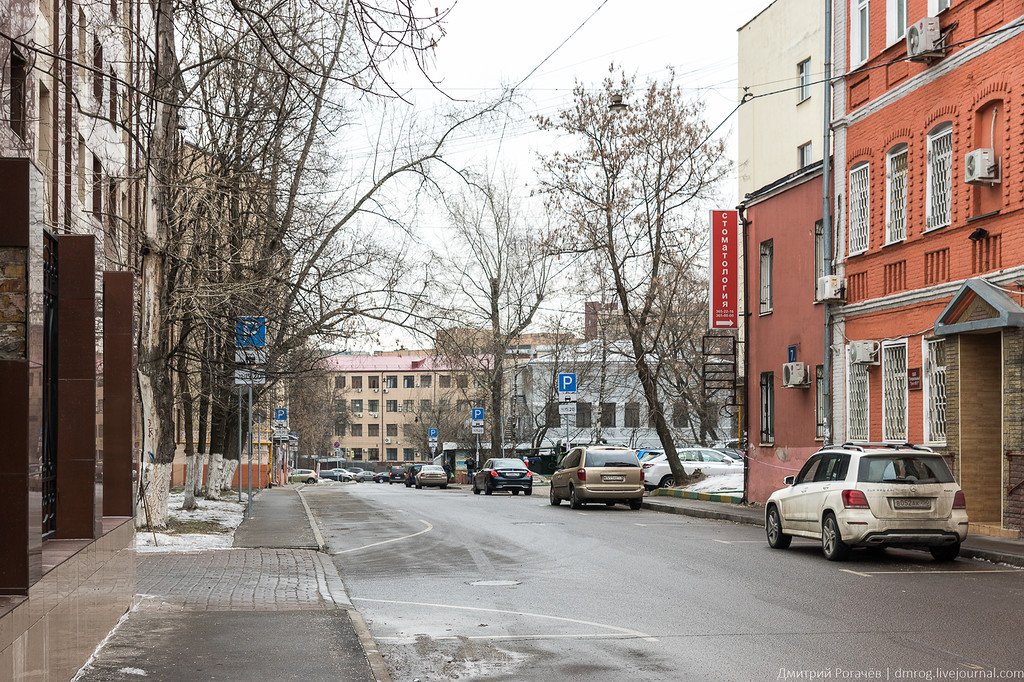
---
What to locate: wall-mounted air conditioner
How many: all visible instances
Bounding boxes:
[816,275,846,303]
[782,362,810,388]
[965,148,1000,185]
[849,340,880,365]
[907,17,944,62]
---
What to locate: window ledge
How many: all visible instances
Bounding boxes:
[923,223,949,233]
[967,210,1001,223]
[848,249,868,257]
[759,309,774,317]
[882,238,905,248]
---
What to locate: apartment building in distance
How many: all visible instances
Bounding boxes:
[738,0,828,503]
[832,0,1024,537]
[324,354,482,463]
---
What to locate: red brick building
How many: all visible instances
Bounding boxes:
[833,0,1024,536]
[742,167,827,503]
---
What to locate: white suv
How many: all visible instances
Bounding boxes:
[764,444,968,561]
[641,448,743,489]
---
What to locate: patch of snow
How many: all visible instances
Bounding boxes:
[135,490,245,552]
[683,473,744,494]
[118,668,148,677]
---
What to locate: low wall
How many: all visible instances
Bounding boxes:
[171,463,270,489]
[0,519,135,679]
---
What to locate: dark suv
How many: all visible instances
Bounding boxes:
[404,463,426,487]
[387,466,406,484]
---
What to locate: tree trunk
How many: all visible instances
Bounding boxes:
[195,329,211,495]
[179,319,199,510]
[489,355,504,459]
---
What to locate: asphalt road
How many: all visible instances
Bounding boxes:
[302,482,1024,681]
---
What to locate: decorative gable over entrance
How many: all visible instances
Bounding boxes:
[934,278,1024,336]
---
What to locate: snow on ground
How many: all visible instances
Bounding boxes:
[135,490,245,553]
[682,473,744,494]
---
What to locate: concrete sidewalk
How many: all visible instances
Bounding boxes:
[642,494,1024,567]
[75,488,387,682]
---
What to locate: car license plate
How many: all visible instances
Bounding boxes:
[506,473,521,478]
[603,475,624,482]
[891,497,931,510]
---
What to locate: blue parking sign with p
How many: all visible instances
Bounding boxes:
[273,408,287,421]
[428,427,439,439]
[471,407,485,422]
[558,373,577,393]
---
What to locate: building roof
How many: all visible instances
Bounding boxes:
[934,278,1024,336]
[321,354,450,372]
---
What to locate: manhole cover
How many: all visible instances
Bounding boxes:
[469,580,521,587]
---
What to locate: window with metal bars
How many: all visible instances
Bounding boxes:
[815,365,826,440]
[925,339,947,444]
[759,240,773,314]
[760,372,775,444]
[882,341,908,441]
[847,356,869,442]
[927,124,953,230]
[849,164,870,254]
[886,146,908,243]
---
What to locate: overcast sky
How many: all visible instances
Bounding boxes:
[344,0,775,351]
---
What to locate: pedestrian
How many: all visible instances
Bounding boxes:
[465,456,476,485]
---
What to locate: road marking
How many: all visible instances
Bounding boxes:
[352,597,657,642]
[376,633,646,643]
[713,539,766,545]
[331,520,433,555]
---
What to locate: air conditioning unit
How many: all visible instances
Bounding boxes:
[354,412,363,418]
[849,340,880,365]
[816,275,846,303]
[965,148,1000,184]
[907,17,943,61]
[373,388,380,393]
[782,362,810,388]
[355,388,363,393]
[369,411,379,418]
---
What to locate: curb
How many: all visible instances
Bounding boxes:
[640,500,1024,568]
[641,500,760,525]
[296,486,327,552]
[650,488,743,504]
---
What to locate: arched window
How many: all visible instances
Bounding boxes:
[849,162,871,254]
[926,123,953,230]
[885,144,908,243]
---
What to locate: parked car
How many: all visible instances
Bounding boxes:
[472,458,533,496]
[549,446,644,510]
[404,463,426,487]
[288,469,318,484]
[765,445,968,562]
[319,468,354,482]
[388,466,406,484]
[355,470,375,482]
[642,448,743,489]
[713,447,745,464]
[372,471,389,483]
[415,465,448,489]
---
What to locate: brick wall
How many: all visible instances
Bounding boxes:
[1003,329,1024,530]
[944,335,961,479]
[959,333,1002,523]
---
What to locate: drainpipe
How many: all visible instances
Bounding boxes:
[738,202,751,504]
[822,0,835,443]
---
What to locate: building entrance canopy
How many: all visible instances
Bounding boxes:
[934,278,1024,336]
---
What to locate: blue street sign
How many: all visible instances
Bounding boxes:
[558,373,577,393]
[787,345,797,363]
[273,408,287,422]
[235,316,267,348]
[471,407,485,422]
[428,427,439,439]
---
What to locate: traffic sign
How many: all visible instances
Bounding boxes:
[333,441,340,448]
[234,368,266,385]
[558,403,577,416]
[235,348,267,365]
[235,316,267,348]
[428,427,439,440]
[272,428,289,440]
[471,407,485,424]
[558,373,577,393]
[274,408,288,421]
[471,425,484,435]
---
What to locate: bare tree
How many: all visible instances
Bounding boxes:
[536,66,731,485]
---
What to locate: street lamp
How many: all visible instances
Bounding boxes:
[608,93,628,112]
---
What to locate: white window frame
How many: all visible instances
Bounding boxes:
[851,0,871,67]
[926,123,953,231]
[849,163,870,255]
[881,339,909,442]
[885,145,908,244]
[923,337,948,445]
[846,349,870,442]
[887,0,908,46]
[798,141,813,168]
[759,239,773,315]
[928,0,952,14]
[797,58,811,102]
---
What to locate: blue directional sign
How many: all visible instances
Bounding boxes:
[558,373,577,393]
[428,427,439,440]
[235,316,267,348]
[471,407,485,422]
[273,408,287,422]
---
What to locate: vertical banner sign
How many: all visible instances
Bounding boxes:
[708,210,739,329]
